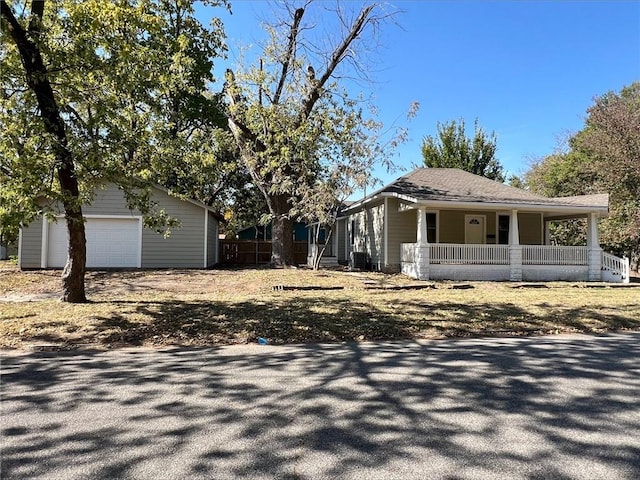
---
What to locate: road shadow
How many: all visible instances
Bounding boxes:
[2,334,640,479]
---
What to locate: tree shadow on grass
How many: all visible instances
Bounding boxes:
[27,295,640,348]
[2,334,640,479]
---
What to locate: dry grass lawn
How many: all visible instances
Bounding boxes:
[1,260,639,350]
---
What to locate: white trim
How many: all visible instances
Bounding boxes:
[41,216,49,268]
[509,210,520,246]
[343,191,609,217]
[383,197,389,268]
[18,227,23,269]
[465,214,487,244]
[136,217,143,268]
[204,209,209,268]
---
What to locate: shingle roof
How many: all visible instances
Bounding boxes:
[363,168,608,209]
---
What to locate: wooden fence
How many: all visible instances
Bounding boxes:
[219,240,308,266]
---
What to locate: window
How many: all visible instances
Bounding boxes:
[426,213,437,243]
[498,215,510,244]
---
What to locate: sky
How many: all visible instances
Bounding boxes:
[199,0,640,190]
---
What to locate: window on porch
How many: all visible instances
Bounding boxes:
[426,212,437,243]
[498,215,509,245]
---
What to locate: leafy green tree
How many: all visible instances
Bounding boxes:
[1,0,228,301]
[421,119,505,182]
[225,2,408,266]
[572,82,640,268]
[522,83,640,269]
[524,151,595,246]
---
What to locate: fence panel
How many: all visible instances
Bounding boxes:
[219,240,308,266]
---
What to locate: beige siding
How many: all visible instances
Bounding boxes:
[439,210,466,243]
[18,219,43,269]
[141,188,205,268]
[369,202,385,268]
[386,198,417,269]
[348,200,385,269]
[518,212,543,245]
[439,210,497,244]
[486,213,497,244]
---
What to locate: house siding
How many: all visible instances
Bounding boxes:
[349,200,385,269]
[518,212,542,245]
[439,210,465,243]
[141,188,204,268]
[83,185,140,216]
[439,210,498,244]
[18,219,43,268]
[386,198,417,270]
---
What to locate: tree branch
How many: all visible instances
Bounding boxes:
[273,7,304,105]
[296,4,375,127]
[224,69,266,152]
[28,0,44,34]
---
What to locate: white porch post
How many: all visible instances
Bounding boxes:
[509,209,522,281]
[415,207,430,280]
[308,225,315,267]
[587,212,602,281]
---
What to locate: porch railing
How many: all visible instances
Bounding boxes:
[522,246,587,265]
[602,252,630,281]
[430,244,509,265]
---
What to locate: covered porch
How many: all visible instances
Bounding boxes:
[400,207,630,283]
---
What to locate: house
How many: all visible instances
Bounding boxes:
[18,184,221,269]
[236,221,308,241]
[329,168,629,283]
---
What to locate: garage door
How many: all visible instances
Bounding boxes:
[47,217,140,268]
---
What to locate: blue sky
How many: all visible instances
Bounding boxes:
[201,1,640,188]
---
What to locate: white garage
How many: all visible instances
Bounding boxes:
[45,216,142,268]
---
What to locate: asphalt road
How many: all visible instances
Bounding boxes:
[2,333,640,479]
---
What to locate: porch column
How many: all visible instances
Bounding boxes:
[509,210,522,281]
[416,207,430,280]
[308,225,317,267]
[587,212,602,281]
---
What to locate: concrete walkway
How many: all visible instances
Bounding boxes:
[2,333,640,479]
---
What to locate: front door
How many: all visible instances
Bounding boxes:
[465,215,486,244]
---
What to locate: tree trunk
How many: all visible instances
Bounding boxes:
[59,168,86,303]
[270,194,296,266]
[2,1,87,302]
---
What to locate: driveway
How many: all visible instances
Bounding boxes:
[2,333,639,479]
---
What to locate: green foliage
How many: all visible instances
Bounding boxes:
[0,0,230,235]
[572,82,640,260]
[421,118,505,182]
[523,82,640,267]
[225,3,414,264]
